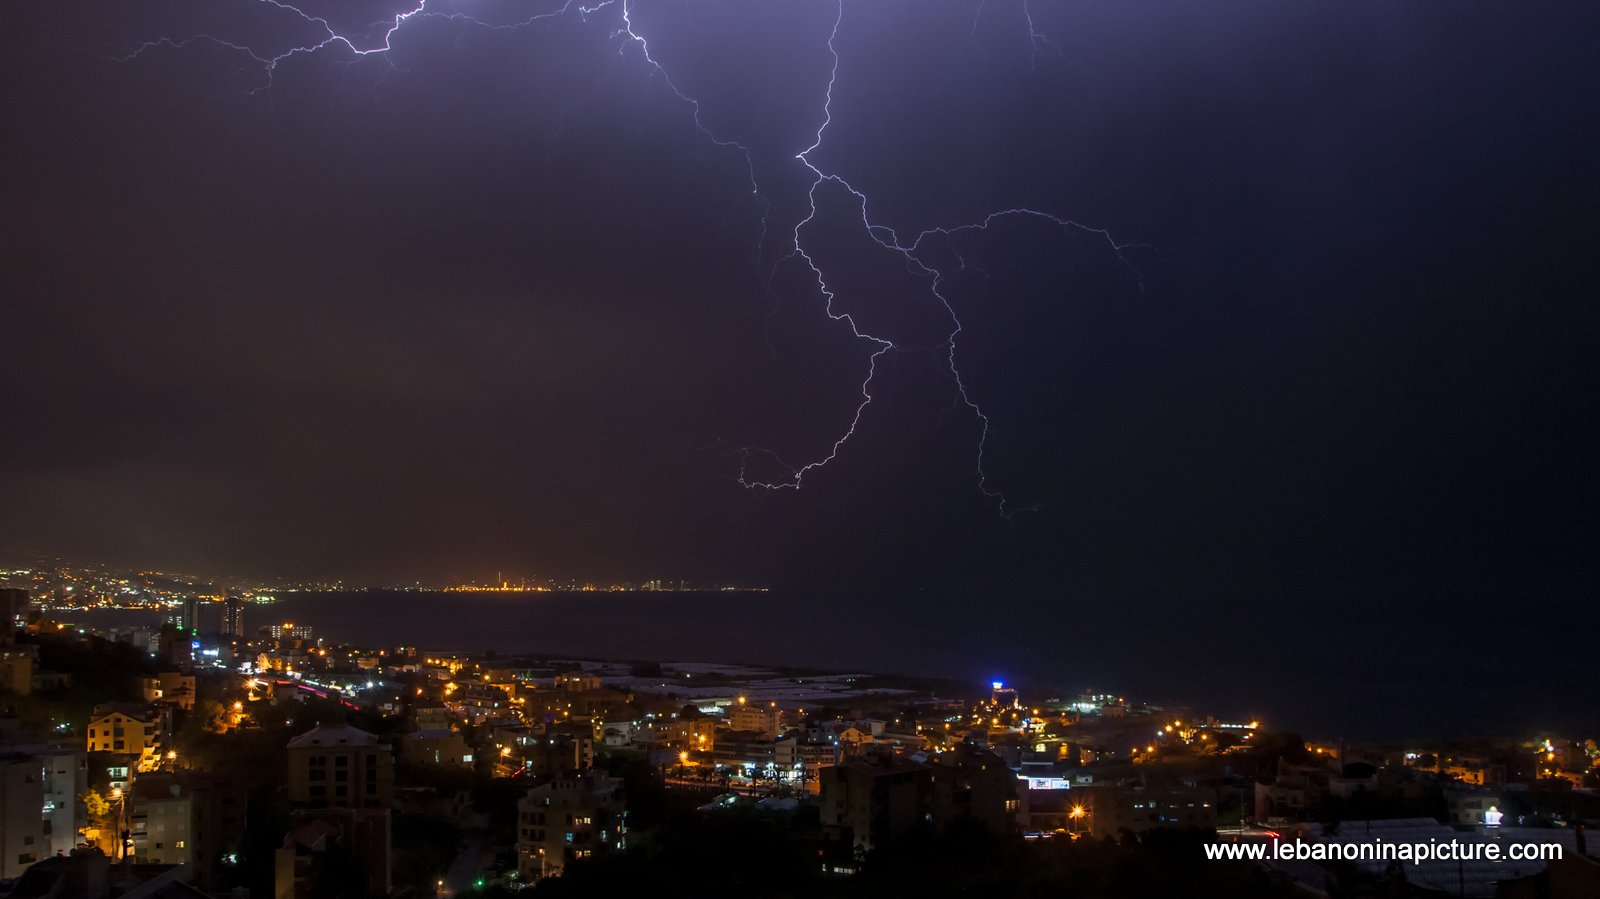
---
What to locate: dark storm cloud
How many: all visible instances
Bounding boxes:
[3,0,1597,735]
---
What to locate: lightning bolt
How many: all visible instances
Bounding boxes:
[740,2,1140,519]
[110,0,1140,519]
[112,0,618,93]
[1021,0,1068,72]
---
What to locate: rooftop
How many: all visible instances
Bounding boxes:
[287,724,378,749]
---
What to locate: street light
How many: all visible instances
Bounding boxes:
[1069,803,1088,837]
[107,788,131,860]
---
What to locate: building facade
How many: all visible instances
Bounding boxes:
[0,645,36,696]
[222,595,245,638]
[286,725,394,810]
[1079,784,1218,839]
[285,725,394,897]
[131,773,248,889]
[819,755,932,854]
[266,623,315,643]
[728,704,781,737]
[516,772,626,882]
[0,755,46,878]
[86,704,168,759]
[37,745,87,857]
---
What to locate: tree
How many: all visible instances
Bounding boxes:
[83,788,115,855]
[177,700,229,744]
[83,788,111,822]
[197,699,229,733]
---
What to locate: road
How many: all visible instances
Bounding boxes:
[440,830,487,897]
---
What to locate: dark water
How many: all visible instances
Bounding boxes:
[58,589,1596,744]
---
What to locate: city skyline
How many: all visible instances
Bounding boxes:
[0,550,767,596]
[2,595,1595,896]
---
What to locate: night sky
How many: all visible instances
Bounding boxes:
[4,1,1598,736]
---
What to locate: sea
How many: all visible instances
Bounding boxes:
[53,590,1597,744]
